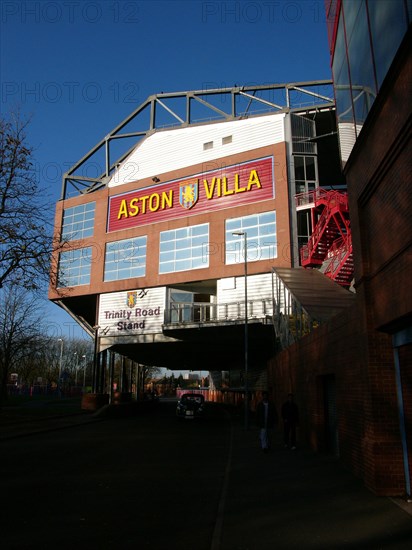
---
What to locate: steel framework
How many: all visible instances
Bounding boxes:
[61,80,334,199]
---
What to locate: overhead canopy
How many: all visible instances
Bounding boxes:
[273,267,356,323]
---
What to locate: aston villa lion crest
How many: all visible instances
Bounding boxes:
[127,291,137,308]
[179,180,198,210]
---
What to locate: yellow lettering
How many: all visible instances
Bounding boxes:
[149,193,159,212]
[162,190,173,208]
[204,177,217,199]
[117,199,129,219]
[140,195,149,214]
[234,173,246,193]
[247,169,262,190]
[129,197,139,217]
[222,176,234,196]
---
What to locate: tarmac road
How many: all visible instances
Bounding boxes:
[1,399,411,550]
[2,400,229,549]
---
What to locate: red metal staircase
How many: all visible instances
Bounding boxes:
[299,189,354,287]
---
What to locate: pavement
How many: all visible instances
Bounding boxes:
[1,398,412,549]
[218,414,412,549]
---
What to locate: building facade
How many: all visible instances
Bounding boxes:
[267,0,411,497]
[328,0,411,497]
[49,83,344,393]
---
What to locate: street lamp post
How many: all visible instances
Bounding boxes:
[232,231,249,430]
[57,338,64,398]
[82,354,87,391]
[74,352,78,386]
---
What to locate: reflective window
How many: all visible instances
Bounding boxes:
[333,0,409,163]
[104,236,147,281]
[368,0,409,88]
[225,211,277,264]
[333,13,353,125]
[344,0,377,128]
[57,247,92,287]
[294,156,317,194]
[159,224,209,274]
[61,202,95,241]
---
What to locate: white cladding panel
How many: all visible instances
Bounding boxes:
[217,273,273,319]
[337,122,358,164]
[98,287,166,336]
[108,114,286,188]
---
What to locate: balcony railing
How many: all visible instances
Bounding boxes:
[164,299,273,326]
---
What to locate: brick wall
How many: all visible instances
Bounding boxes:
[267,32,411,497]
[268,299,407,496]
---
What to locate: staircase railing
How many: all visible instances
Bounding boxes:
[300,190,350,267]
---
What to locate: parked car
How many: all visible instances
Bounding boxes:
[176,393,205,420]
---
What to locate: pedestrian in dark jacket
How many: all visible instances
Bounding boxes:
[256,391,277,453]
[281,393,299,449]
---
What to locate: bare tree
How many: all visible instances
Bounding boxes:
[0,113,54,290]
[0,285,47,405]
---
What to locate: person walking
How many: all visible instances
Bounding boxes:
[281,393,299,450]
[256,391,277,453]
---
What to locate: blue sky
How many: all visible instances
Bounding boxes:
[1,0,332,341]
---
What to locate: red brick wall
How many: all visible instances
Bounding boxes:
[345,31,412,332]
[267,33,412,497]
[268,300,407,496]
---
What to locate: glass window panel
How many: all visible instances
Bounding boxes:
[259,211,275,224]
[260,223,276,235]
[225,212,277,264]
[176,248,192,260]
[176,238,190,250]
[61,202,96,241]
[192,224,208,236]
[160,240,175,252]
[159,224,209,273]
[368,0,408,88]
[175,259,191,271]
[192,235,207,247]
[162,231,176,241]
[226,219,237,231]
[192,256,207,269]
[245,226,259,239]
[344,0,377,127]
[305,157,316,181]
[58,246,92,287]
[332,15,353,123]
[104,236,147,281]
[242,215,258,228]
[294,156,305,180]
[176,228,188,239]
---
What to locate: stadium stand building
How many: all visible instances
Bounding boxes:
[49,81,349,396]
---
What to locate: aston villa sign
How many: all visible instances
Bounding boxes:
[107,156,274,232]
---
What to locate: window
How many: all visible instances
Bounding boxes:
[222,135,232,145]
[367,0,409,88]
[61,202,95,241]
[104,236,147,281]
[225,212,277,264]
[159,224,209,274]
[345,0,377,127]
[203,141,213,150]
[293,156,317,195]
[57,247,92,287]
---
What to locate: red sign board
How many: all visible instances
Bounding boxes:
[107,156,274,232]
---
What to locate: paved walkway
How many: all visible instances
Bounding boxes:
[218,415,412,549]
[1,400,411,549]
